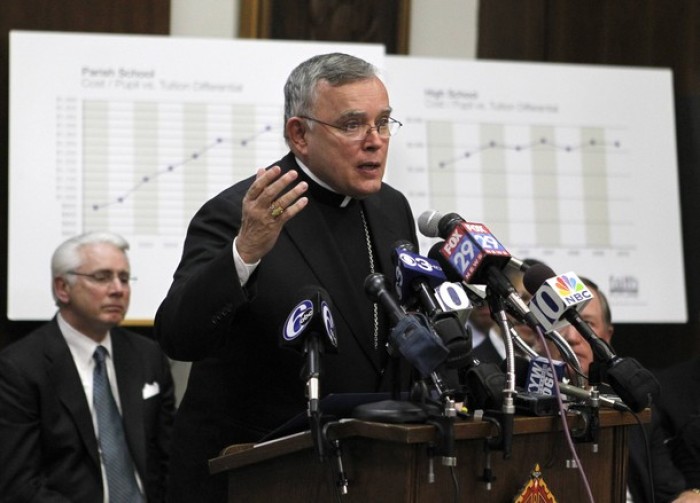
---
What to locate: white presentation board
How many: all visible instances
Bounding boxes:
[8,31,686,323]
[8,31,385,322]
[384,55,684,323]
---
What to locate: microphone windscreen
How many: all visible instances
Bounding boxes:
[428,242,462,283]
[502,355,530,389]
[606,357,661,412]
[437,213,465,239]
[465,359,506,410]
[418,210,442,238]
[431,312,471,369]
[523,263,557,295]
[390,314,449,376]
[364,273,386,301]
[392,239,417,254]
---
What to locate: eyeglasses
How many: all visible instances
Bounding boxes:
[66,270,135,286]
[299,116,402,140]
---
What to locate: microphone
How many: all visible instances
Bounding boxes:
[428,241,489,306]
[419,209,528,275]
[392,240,447,316]
[524,356,567,396]
[281,286,339,460]
[525,267,594,335]
[392,242,472,371]
[417,209,443,238]
[510,356,630,412]
[523,265,614,362]
[437,217,511,284]
[433,281,473,325]
[281,285,339,388]
[365,270,461,466]
[364,273,449,377]
[522,264,660,413]
[557,382,630,412]
[420,211,540,330]
[507,355,561,416]
[429,239,552,375]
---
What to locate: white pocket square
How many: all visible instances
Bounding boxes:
[142,382,160,399]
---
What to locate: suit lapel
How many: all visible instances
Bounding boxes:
[111,330,148,480]
[45,322,101,470]
[284,199,384,370]
[275,154,415,374]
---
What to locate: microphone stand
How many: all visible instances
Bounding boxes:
[562,348,605,449]
[411,367,459,470]
[546,330,586,388]
[352,327,428,424]
[486,289,515,459]
[567,364,601,450]
[322,424,349,495]
[425,396,458,469]
[501,295,586,388]
[304,336,326,462]
[508,325,539,359]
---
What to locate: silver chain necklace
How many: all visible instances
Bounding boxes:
[360,208,379,350]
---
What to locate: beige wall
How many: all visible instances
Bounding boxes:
[170,0,238,38]
[409,0,477,58]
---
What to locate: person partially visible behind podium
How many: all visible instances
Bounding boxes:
[554,279,700,503]
[627,357,700,502]
[0,232,175,503]
[154,52,418,502]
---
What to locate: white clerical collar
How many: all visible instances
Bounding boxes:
[295,156,353,208]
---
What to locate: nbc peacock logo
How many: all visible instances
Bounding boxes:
[554,275,585,296]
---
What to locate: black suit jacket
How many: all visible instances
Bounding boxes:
[155,152,418,502]
[0,319,175,503]
[627,358,700,503]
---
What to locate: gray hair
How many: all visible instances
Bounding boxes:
[51,231,130,303]
[283,53,379,140]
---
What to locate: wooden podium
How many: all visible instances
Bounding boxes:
[210,409,645,502]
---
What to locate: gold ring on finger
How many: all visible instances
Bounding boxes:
[270,202,285,218]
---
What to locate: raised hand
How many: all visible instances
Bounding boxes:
[236,166,309,263]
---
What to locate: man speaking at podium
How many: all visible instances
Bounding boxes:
[155,53,418,502]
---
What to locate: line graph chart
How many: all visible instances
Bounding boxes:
[430,128,622,171]
[75,99,287,237]
[416,120,629,250]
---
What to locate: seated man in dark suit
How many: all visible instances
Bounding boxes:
[0,231,175,502]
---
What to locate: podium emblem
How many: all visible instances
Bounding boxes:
[513,463,557,502]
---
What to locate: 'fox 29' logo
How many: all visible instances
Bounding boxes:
[442,231,477,278]
[471,232,506,253]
